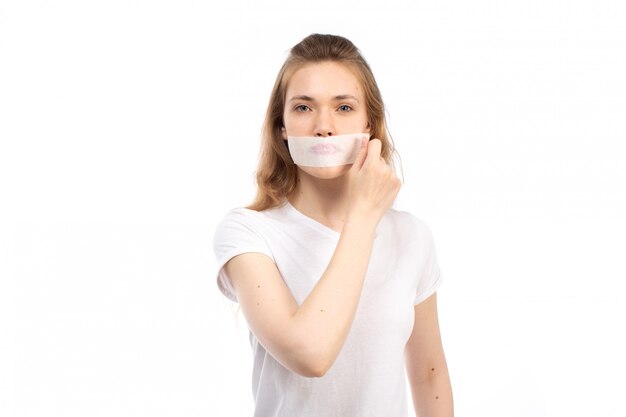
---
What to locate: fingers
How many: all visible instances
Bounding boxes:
[345,137,401,221]
[363,138,382,167]
[350,137,370,171]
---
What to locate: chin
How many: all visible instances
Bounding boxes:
[299,165,351,179]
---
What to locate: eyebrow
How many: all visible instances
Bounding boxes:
[288,94,359,103]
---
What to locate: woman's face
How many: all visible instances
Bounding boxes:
[281,61,370,179]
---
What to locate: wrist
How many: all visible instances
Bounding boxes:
[343,212,379,235]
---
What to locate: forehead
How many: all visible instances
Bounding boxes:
[285,61,363,98]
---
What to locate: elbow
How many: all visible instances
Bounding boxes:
[283,355,327,378]
[294,361,327,378]
[287,320,332,378]
[289,339,330,378]
[303,360,329,378]
[290,347,330,378]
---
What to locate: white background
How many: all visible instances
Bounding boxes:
[1,0,625,416]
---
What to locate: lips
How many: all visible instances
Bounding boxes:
[309,143,338,155]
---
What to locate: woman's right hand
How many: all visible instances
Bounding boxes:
[346,138,401,223]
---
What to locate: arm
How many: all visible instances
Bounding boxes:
[224,138,401,378]
[404,292,454,417]
[224,215,378,378]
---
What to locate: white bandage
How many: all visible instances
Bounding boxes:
[286,133,370,167]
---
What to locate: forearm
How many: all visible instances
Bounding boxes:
[293,215,377,375]
[410,369,454,417]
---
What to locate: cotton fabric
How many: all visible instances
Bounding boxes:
[213,201,443,417]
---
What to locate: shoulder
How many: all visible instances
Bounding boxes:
[213,206,269,242]
[212,206,279,263]
[384,208,434,237]
[213,204,290,241]
[219,206,263,220]
[215,206,271,229]
[383,209,440,264]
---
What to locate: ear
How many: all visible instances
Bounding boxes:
[281,126,288,140]
[364,121,371,134]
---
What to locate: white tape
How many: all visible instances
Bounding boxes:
[287,133,370,167]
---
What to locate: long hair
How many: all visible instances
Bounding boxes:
[247,34,401,211]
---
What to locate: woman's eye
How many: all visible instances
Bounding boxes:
[338,104,353,112]
[295,105,310,112]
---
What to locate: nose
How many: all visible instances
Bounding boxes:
[313,109,335,137]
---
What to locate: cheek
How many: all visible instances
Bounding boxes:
[283,113,309,134]
[343,111,370,132]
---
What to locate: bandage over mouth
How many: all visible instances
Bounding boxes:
[287,133,370,167]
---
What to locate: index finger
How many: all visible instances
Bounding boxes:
[363,138,382,166]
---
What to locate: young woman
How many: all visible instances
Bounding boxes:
[213,34,453,417]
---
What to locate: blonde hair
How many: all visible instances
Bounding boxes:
[247,33,401,211]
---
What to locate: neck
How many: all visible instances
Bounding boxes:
[287,168,351,229]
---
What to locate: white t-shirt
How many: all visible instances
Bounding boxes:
[213,201,443,417]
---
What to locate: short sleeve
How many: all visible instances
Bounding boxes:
[411,217,443,305]
[212,208,274,303]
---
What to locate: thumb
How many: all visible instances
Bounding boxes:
[350,137,369,171]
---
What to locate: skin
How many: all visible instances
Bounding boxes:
[225,61,453,415]
[406,293,454,416]
[281,61,372,232]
